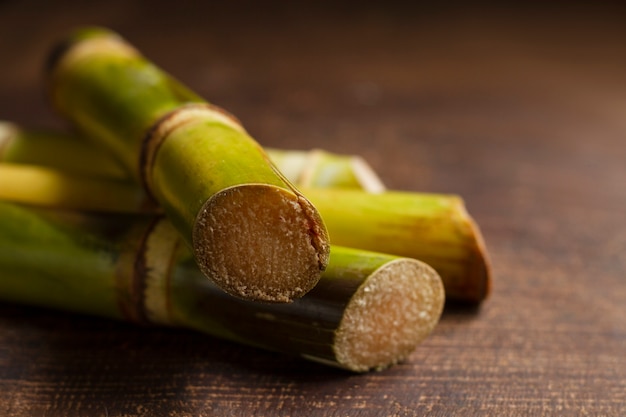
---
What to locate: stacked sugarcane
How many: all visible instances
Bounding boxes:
[0,27,491,372]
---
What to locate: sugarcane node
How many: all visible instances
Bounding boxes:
[126,247,151,323]
[192,184,329,303]
[334,258,445,372]
[296,148,322,187]
[142,218,182,324]
[349,156,387,193]
[113,215,163,324]
[139,103,244,198]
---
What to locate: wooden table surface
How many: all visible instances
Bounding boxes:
[1,2,625,416]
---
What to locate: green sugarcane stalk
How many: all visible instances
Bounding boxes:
[0,121,385,191]
[46,27,330,302]
[0,163,490,302]
[0,201,444,372]
[304,188,490,303]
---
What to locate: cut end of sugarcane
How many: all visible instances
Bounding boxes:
[456,200,492,303]
[193,184,330,303]
[334,258,444,372]
[466,215,493,302]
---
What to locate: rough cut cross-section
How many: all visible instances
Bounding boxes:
[334,259,445,372]
[193,184,329,302]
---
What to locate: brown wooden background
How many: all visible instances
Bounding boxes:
[1,1,625,416]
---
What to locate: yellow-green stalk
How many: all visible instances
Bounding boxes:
[0,121,127,178]
[46,27,330,302]
[0,201,444,372]
[0,163,490,302]
[304,188,490,303]
[0,121,385,191]
[0,163,152,213]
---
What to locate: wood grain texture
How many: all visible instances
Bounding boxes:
[0,1,625,416]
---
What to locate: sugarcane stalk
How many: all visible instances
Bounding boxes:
[0,163,152,213]
[0,201,444,372]
[304,188,490,302]
[0,121,127,179]
[265,148,385,192]
[0,121,385,191]
[46,27,330,302]
[0,163,490,302]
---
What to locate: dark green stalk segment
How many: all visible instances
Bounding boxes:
[0,202,444,372]
[0,202,151,319]
[46,27,330,302]
[170,247,384,358]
